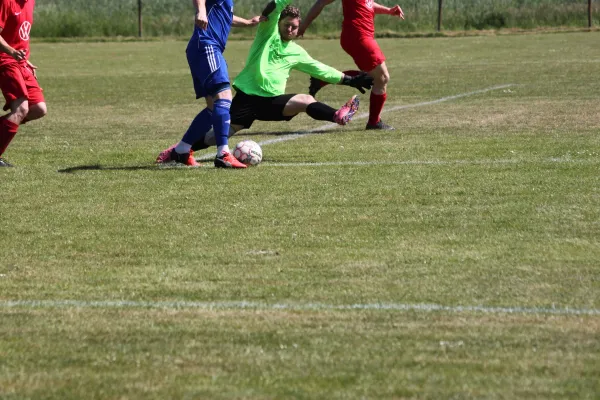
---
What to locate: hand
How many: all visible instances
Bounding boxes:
[390,5,405,19]
[341,72,374,94]
[248,15,267,25]
[297,26,306,38]
[195,10,208,30]
[26,60,37,78]
[10,49,26,62]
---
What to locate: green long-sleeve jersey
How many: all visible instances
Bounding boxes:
[233,0,343,97]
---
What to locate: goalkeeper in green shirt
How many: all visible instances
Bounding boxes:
[191,0,373,152]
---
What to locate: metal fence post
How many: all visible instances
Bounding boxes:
[138,0,143,37]
[437,0,443,31]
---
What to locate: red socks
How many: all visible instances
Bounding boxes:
[0,117,19,156]
[368,92,387,126]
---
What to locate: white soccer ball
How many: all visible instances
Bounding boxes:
[233,140,262,166]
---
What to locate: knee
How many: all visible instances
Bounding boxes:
[31,103,48,120]
[13,101,29,123]
[37,103,48,117]
[375,71,390,87]
[300,94,316,105]
[211,86,232,101]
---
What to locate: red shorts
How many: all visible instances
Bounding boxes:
[340,33,386,72]
[0,61,45,111]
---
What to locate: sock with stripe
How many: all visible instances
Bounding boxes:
[212,98,232,157]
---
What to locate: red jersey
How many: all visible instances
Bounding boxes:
[341,0,375,39]
[0,0,34,66]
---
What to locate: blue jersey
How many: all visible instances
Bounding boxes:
[189,0,234,53]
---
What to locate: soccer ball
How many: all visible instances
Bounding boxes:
[233,140,262,166]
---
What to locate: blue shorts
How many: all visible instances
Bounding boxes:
[186,43,230,99]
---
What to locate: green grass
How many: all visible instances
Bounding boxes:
[32,0,600,37]
[1,32,600,398]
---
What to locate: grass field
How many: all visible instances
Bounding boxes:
[1,32,599,398]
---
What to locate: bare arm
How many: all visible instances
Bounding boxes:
[192,0,208,30]
[297,0,337,37]
[261,1,276,18]
[373,2,404,19]
[0,28,26,61]
[232,15,266,27]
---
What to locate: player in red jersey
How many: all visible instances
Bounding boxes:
[0,0,46,167]
[298,0,404,130]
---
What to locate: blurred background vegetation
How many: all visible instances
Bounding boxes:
[33,0,598,38]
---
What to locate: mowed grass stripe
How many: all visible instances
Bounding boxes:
[2,299,600,316]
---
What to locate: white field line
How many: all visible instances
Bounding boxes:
[259,158,597,168]
[187,157,598,169]
[197,84,515,161]
[1,300,599,316]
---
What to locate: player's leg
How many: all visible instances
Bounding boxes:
[282,94,359,126]
[163,84,239,168]
[174,96,214,154]
[341,35,393,130]
[190,92,250,152]
[0,97,28,167]
[158,101,213,166]
[211,87,245,168]
[158,95,214,166]
[365,61,394,130]
[190,90,257,152]
[23,102,47,123]
[21,66,47,124]
[160,44,224,167]
[189,123,242,152]
[157,45,214,166]
[0,72,28,166]
[158,44,236,167]
[281,94,315,116]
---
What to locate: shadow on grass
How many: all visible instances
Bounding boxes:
[58,158,285,173]
[58,164,165,173]
[59,130,334,173]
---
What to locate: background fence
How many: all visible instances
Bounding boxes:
[34,0,598,38]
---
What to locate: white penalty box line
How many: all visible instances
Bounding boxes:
[1,300,599,316]
[197,84,516,161]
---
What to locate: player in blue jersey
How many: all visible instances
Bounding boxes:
[156,0,263,168]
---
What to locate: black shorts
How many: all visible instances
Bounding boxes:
[231,89,297,129]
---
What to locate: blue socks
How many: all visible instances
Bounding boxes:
[181,107,213,146]
[212,98,232,148]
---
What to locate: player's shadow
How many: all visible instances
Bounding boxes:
[58,164,164,173]
[57,129,336,173]
[58,159,283,173]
